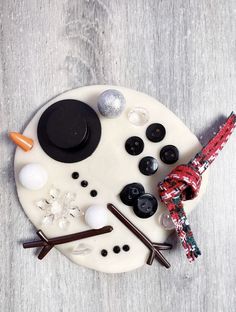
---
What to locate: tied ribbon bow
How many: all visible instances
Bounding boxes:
[159,112,236,262]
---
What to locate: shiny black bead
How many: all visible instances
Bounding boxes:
[71,172,79,179]
[101,249,108,257]
[125,136,144,156]
[146,123,166,142]
[113,246,121,254]
[139,156,158,176]
[122,245,130,252]
[133,193,158,218]
[81,180,88,187]
[160,145,179,164]
[90,190,97,197]
[120,183,145,206]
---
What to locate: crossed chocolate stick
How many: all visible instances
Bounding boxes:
[107,204,172,268]
[23,226,113,260]
[23,204,172,267]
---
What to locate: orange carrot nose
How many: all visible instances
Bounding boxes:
[9,132,34,152]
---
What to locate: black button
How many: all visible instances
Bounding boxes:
[81,180,88,187]
[113,246,121,254]
[90,190,97,197]
[160,145,179,164]
[101,249,108,257]
[133,193,158,218]
[122,245,130,252]
[146,123,166,142]
[72,172,79,179]
[125,136,144,156]
[120,183,145,206]
[139,156,158,176]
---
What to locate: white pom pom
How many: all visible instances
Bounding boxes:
[85,205,108,229]
[19,163,48,190]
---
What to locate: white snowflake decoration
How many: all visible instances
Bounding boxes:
[36,188,83,230]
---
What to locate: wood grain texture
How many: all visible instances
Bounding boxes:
[0,1,235,311]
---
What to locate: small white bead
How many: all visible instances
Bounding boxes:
[19,163,48,190]
[84,205,108,229]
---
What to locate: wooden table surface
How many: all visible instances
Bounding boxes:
[0,1,235,311]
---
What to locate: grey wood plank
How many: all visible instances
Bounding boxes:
[0,1,235,311]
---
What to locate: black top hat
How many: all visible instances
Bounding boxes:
[37,99,102,163]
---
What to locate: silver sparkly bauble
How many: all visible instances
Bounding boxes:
[97,89,126,118]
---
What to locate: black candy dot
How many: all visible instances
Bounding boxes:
[122,245,130,252]
[101,249,108,257]
[160,145,179,164]
[146,123,166,142]
[125,136,144,156]
[81,180,88,187]
[90,190,97,197]
[113,246,121,254]
[72,172,79,179]
[139,156,158,176]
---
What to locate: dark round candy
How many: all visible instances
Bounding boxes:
[71,172,79,179]
[81,180,88,187]
[90,190,97,197]
[113,246,121,254]
[133,193,158,219]
[146,123,166,142]
[125,136,144,156]
[101,249,108,257]
[119,183,145,206]
[122,245,130,252]
[138,156,158,176]
[160,145,179,164]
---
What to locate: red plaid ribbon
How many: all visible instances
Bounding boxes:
[159,112,236,261]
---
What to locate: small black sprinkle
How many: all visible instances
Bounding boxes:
[122,245,130,252]
[90,190,98,197]
[101,249,108,257]
[72,172,79,179]
[81,180,88,187]
[113,246,121,254]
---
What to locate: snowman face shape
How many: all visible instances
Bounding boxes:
[14,86,208,273]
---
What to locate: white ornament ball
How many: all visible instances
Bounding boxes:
[97,89,126,118]
[19,163,48,190]
[85,205,108,229]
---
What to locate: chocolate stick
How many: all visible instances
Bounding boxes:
[107,204,172,268]
[23,226,113,260]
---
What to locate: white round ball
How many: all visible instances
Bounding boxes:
[85,205,108,229]
[97,89,126,118]
[19,163,48,191]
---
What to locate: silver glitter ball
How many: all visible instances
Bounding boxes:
[97,89,126,118]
